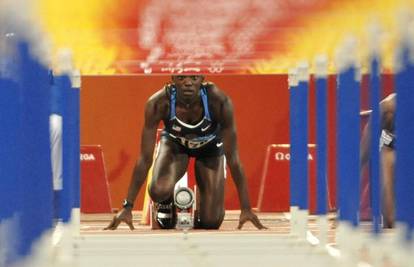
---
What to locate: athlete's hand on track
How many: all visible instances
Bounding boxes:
[104,208,135,230]
[238,209,267,230]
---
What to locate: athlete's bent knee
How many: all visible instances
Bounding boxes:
[148,185,172,203]
[199,213,224,229]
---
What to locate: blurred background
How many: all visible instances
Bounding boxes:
[2,0,411,74]
[1,1,414,267]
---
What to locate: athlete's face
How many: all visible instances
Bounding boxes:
[172,75,204,100]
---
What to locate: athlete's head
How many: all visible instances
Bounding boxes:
[172,75,205,101]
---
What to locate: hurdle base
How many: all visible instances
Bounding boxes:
[289,206,309,240]
[297,209,308,240]
[289,206,299,236]
[388,223,413,267]
[336,221,364,266]
[317,215,329,247]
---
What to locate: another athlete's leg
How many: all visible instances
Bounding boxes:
[381,147,395,228]
[194,155,226,229]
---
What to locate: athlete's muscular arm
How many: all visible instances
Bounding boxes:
[220,96,250,209]
[105,91,164,230]
[380,93,396,133]
[215,87,266,230]
[125,99,161,204]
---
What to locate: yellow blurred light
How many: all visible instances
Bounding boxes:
[35,0,131,74]
[251,0,414,74]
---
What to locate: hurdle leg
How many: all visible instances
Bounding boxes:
[289,206,298,236]
[317,215,328,246]
[297,209,308,240]
[336,222,365,266]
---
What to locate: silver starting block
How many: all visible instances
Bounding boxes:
[174,187,196,230]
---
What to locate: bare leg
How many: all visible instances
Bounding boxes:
[195,155,226,229]
[149,138,189,202]
[381,147,395,228]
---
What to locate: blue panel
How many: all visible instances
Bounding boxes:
[289,84,300,207]
[58,75,75,222]
[289,80,309,209]
[369,58,382,234]
[0,76,23,265]
[337,67,360,226]
[395,47,414,241]
[297,81,309,209]
[16,41,53,256]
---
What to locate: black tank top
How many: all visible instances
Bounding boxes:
[163,85,220,149]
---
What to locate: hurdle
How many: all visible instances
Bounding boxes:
[0,28,80,266]
[335,37,367,266]
[392,29,414,266]
[288,61,336,248]
[314,55,330,248]
[368,56,382,235]
[321,12,414,266]
[0,38,25,267]
[288,62,312,242]
[287,35,392,265]
[0,36,55,266]
[51,50,81,263]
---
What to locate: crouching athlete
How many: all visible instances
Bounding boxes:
[105,75,266,230]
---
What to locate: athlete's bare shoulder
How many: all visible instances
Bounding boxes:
[145,85,170,120]
[203,81,229,104]
[380,93,396,114]
[203,81,233,123]
[147,86,169,104]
